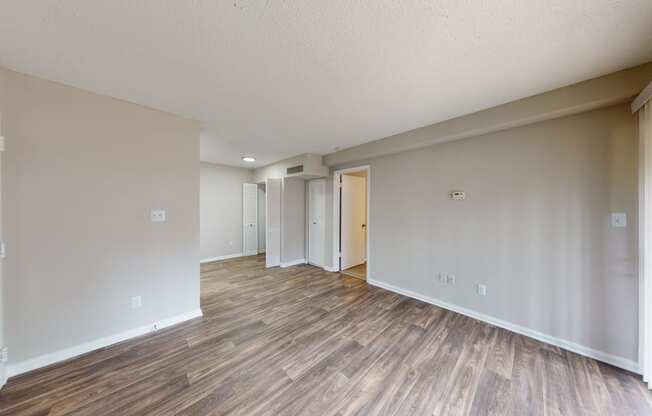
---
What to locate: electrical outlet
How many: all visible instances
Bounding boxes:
[131,296,143,309]
[437,272,446,283]
[477,284,487,296]
[447,274,456,285]
[150,209,166,223]
[1,347,8,363]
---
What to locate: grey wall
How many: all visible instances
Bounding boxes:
[2,68,202,366]
[331,104,638,362]
[281,177,306,264]
[200,162,253,261]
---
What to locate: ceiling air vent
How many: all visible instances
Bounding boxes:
[286,165,304,175]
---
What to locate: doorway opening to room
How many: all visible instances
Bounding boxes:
[333,166,369,280]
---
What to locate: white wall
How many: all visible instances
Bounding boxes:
[330,103,639,367]
[1,68,202,373]
[200,162,254,261]
[281,177,306,265]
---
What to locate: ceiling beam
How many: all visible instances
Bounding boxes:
[324,62,652,167]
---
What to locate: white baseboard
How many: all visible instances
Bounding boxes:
[280,258,307,268]
[0,364,6,390]
[6,308,203,379]
[323,265,338,272]
[200,253,243,264]
[368,279,640,374]
[258,249,266,254]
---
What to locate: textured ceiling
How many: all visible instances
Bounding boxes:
[1,1,651,168]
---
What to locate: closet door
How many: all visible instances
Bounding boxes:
[308,179,326,267]
[242,183,258,256]
[265,178,282,267]
[0,135,4,387]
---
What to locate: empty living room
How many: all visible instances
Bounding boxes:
[2,1,652,415]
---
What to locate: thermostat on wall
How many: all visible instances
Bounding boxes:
[449,191,465,200]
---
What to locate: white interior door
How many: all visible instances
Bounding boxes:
[265,178,282,267]
[341,175,366,270]
[0,136,4,387]
[257,185,266,253]
[242,183,258,256]
[308,179,326,267]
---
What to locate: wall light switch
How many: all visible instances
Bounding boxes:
[611,212,626,228]
[477,284,487,296]
[151,209,166,223]
[131,296,143,309]
[447,274,456,285]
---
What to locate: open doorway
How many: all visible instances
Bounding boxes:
[333,166,369,280]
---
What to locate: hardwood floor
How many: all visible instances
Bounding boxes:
[2,254,652,415]
[342,262,367,280]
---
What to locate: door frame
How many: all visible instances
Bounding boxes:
[332,165,370,278]
[307,178,327,268]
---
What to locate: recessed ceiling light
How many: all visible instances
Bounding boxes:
[241,156,256,163]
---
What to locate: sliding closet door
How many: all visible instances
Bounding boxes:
[265,178,282,267]
[242,183,258,256]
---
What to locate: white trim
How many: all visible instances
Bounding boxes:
[323,265,338,272]
[0,136,4,152]
[280,258,306,268]
[200,252,244,264]
[6,308,203,378]
[332,165,371,279]
[368,279,640,374]
[639,101,652,387]
[258,249,266,254]
[633,82,652,113]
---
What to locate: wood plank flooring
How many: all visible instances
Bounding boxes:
[2,254,652,415]
[342,262,367,280]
